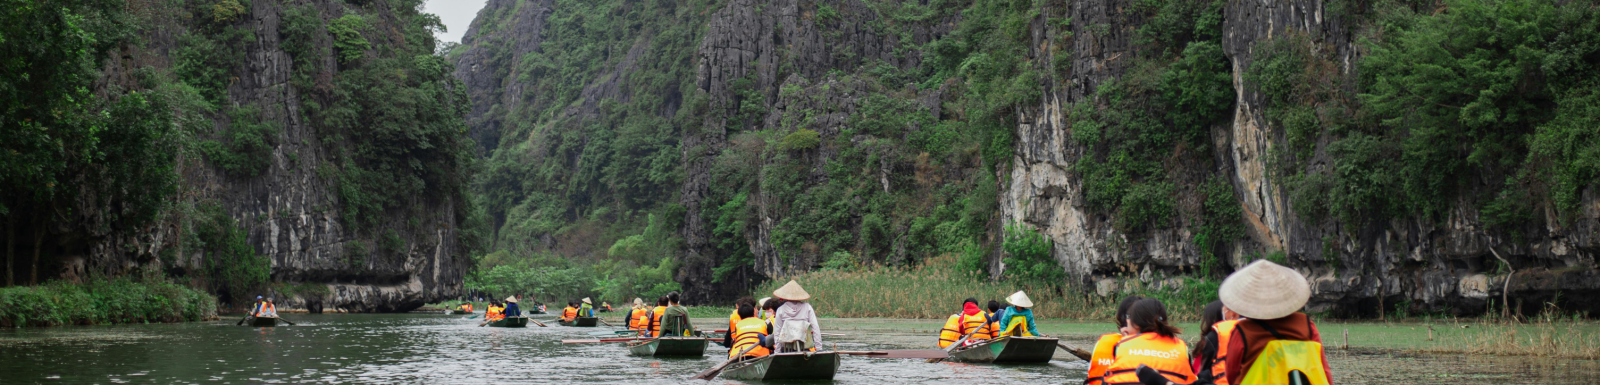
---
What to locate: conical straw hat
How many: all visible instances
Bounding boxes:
[505,296,518,303]
[582,297,592,304]
[1006,291,1034,308]
[1219,260,1311,320]
[773,280,810,301]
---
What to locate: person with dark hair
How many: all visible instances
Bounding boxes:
[1103,298,1194,385]
[727,297,758,347]
[561,300,578,322]
[986,300,1004,333]
[1086,295,1146,385]
[761,297,783,324]
[1219,260,1333,385]
[658,291,694,337]
[938,298,997,348]
[728,303,771,360]
[645,295,669,337]
[1188,301,1230,385]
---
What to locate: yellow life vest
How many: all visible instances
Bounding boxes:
[937,314,963,348]
[1003,314,1034,337]
[1084,333,1121,385]
[649,306,667,337]
[729,317,771,359]
[1240,340,1331,385]
[1104,333,1194,385]
[961,311,994,341]
[1211,319,1242,385]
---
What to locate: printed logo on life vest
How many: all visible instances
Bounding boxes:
[1126,348,1181,359]
[1097,358,1115,366]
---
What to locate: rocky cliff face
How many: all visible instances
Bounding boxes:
[79,0,471,312]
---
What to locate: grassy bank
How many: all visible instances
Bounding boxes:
[753,256,1115,319]
[0,279,217,327]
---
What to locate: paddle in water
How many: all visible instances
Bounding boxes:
[236,315,251,326]
[690,343,758,380]
[1056,342,1092,361]
[277,317,297,326]
[927,325,982,363]
[560,337,652,344]
[527,318,547,327]
[839,350,949,359]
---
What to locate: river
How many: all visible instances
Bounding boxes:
[2,313,1595,384]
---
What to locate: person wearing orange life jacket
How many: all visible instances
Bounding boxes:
[626,298,649,334]
[1085,295,1145,385]
[726,297,757,347]
[485,300,505,321]
[252,297,278,318]
[938,298,996,348]
[1102,298,1195,385]
[560,300,579,321]
[645,295,669,337]
[728,303,772,360]
[1220,260,1333,385]
[1188,301,1234,385]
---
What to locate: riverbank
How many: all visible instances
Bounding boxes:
[0,279,216,327]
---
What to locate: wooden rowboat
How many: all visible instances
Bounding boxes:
[558,317,598,327]
[627,336,708,357]
[945,336,1059,363]
[248,317,278,327]
[721,351,840,381]
[488,317,530,327]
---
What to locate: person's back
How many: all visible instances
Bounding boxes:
[561,305,577,321]
[1000,306,1036,337]
[504,302,521,317]
[579,302,594,318]
[1219,260,1333,385]
[659,292,694,337]
[1103,299,1194,385]
[728,304,770,360]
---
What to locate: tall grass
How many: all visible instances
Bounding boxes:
[0,279,217,327]
[1424,314,1600,359]
[753,255,1115,319]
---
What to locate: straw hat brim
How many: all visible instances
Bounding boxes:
[1219,260,1311,320]
[773,280,811,301]
[1006,291,1034,308]
[582,297,592,304]
[505,296,518,303]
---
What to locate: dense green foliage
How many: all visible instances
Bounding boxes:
[0,278,217,327]
[1000,225,1065,284]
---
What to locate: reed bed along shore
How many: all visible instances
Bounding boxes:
[753,256,1115,319]
[1414,317,1600,360]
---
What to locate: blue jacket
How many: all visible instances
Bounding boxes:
[998,307,1037,336]
[504,302,521,317]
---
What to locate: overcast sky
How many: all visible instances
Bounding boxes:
[424,0,490,44]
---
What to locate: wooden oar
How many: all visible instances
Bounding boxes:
[277,316,297,326]
[927,324,982,363]
[839,350,949,359]
[560,337,652,344]
[528,318,547,327]
[598,318,615,327]
[588,330,633,336]
[691,344,758,380]
[1056,343,1092,361]
[237,315,251,326]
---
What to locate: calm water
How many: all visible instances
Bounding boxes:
[1,314,1595,384]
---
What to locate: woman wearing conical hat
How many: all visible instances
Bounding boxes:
[770,280,822,351]
[1216,260,1333,385]
[997,291,1042,337]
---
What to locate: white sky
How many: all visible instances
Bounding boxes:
[424,0,490,44]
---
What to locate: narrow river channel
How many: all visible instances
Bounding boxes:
[2,314,1595,384]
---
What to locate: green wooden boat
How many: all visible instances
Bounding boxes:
[488,317,530,327]
[945,336,1059,363]
[627,336,708,357]
[248,317,278,327]
[558,317,599,327]
[721,351,840,381]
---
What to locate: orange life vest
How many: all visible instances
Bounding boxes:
[1210,320,1241,385]
[649,306,667,337]
[937,314,963,348]
[487,306,504,321]
[1085,333,1122,385]
[729,310,742,334]
[1104,333,1195,385]
[961,311,995,341]
[561,306,577,320]
[627,308,647,330]
[729,316,771,359]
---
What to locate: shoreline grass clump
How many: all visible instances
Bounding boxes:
[1423,315,1600,360]
[0,278,217,327]
[753,255,1115,319]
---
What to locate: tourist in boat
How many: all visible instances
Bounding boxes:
[756,297,772,320]
[728,302,772,361]
[601,302,613,312]
[561,300,578,321]
[1103,298,1194,385]
[997,291,1040,337]
[486,300,505,322]
[727,297,757,347]
[1086,295,1146,385]
[770,280,822,352]
[254,297,278,318]
[1218,260,1333,385]
[938,298,995,348]
[657,291,694,337]
[645,295,668,337]
[1188,301,1230,385]
[628,298,649,334]
[760,297,780,322]
[503,296,521,317]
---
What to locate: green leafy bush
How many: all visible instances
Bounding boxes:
[201,106,279,176]
[329,14,370,64]
[1001,225,1065,285]
[778,129,821,151]
[0,278,217,327]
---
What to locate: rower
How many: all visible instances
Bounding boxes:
[503,296,521,317]
[579,297,595,318]
[1218,260,1332,385]
[998,291,1040,337]
[1103,298,1195,385]
[658,291,694,337]
[256,297,278,318]
[728,303,771,361]
[645,296,668,337]
[769,280,821,352]
[248,296,266,317]
[1086,295,1145,385]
